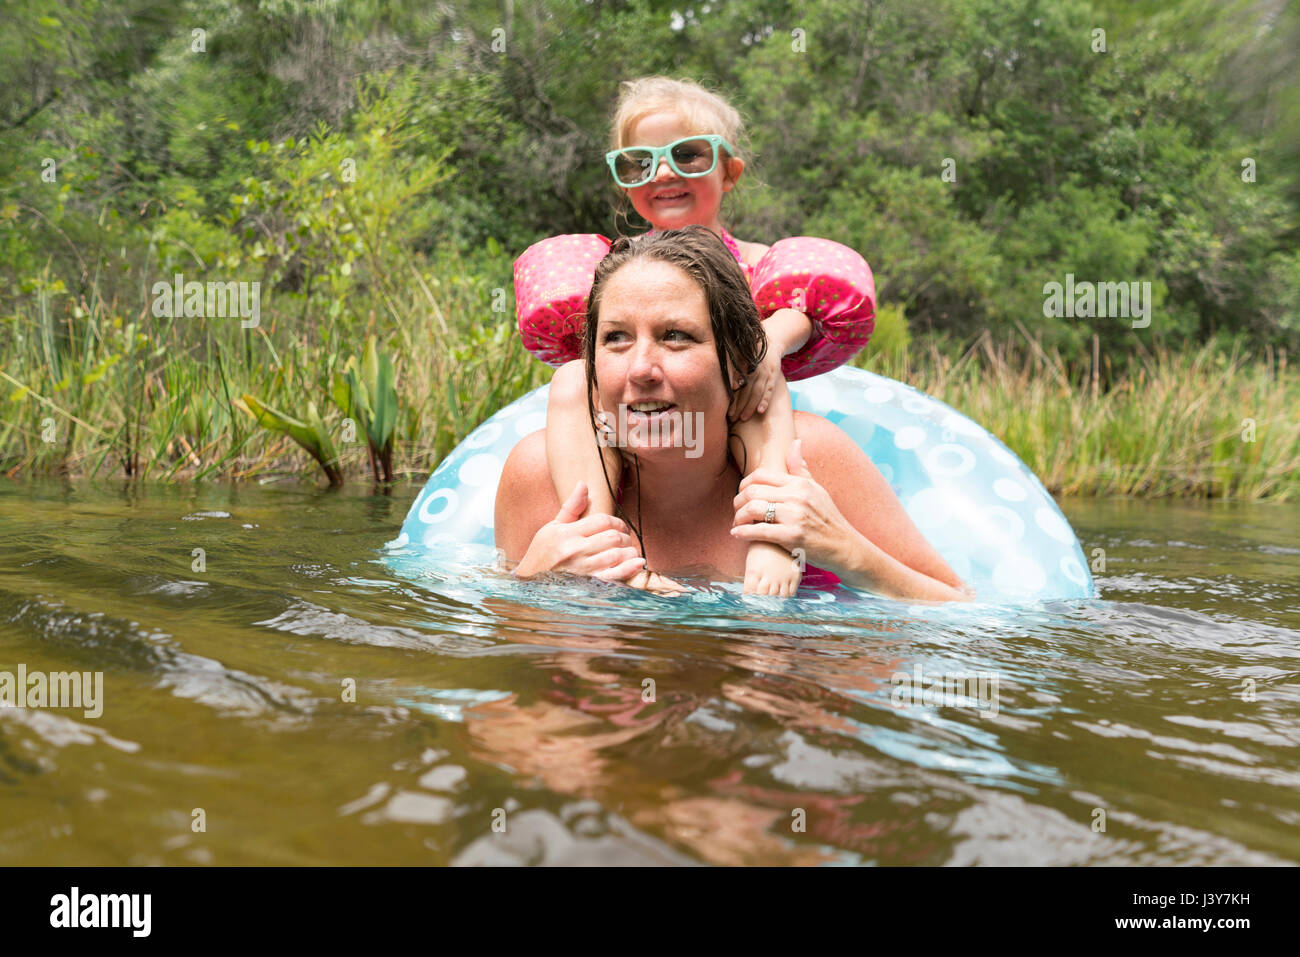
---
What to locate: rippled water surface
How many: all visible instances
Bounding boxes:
[1,479,1297,865]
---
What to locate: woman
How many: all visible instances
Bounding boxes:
[495,227,971,602]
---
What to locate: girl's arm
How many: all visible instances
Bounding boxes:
[763,308,813,364]
[546,359,620,518]
[738,240,814,374]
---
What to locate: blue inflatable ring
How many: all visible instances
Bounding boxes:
[395,366,1095,601]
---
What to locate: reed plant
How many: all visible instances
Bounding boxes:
[854,329,1299,501]
[0,247,547,486]
[3,263,1294,501]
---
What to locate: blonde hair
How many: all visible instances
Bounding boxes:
[610,76,749,160]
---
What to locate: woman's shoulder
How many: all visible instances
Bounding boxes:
[792,410,856,459]
[494,429,561,559]
[791,410,885,487]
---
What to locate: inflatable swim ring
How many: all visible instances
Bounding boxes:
[394,366,1095,602]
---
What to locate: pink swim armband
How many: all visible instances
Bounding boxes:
[513,234,611,368]
[750,237,877,381]
[514,232,876,378]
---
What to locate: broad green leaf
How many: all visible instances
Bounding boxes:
[240,393,322,458]
[372,352,397,450]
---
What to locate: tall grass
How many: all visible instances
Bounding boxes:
[2,180,1294,500]
[0,246,549,486]
[4,266,1295,502]
[855,330,1299,500]
[4,72,1292,499]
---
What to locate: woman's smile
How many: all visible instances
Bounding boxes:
[627,400,676,419]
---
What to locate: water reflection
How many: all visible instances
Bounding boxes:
[1,480,1297,865]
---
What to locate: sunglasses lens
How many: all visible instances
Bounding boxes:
[614,150,654,185]
[671,139,716,175]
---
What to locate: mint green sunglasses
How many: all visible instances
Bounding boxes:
[606,135,738,188]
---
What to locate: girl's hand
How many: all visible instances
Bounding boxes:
[515,482,647,582]
[729,440,857,575]
[729,342,783,422]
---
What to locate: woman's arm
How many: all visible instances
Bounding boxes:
[495,429,558,561]
[496,429,646,581]
[819,523,972,602]
[731,412,973,602]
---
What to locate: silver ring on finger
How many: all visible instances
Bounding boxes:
[764,502,777,524]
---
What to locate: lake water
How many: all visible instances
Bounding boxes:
[1,479,1297,865]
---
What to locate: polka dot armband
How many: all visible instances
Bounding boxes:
[749,237,877,382]
[513,234,612,368]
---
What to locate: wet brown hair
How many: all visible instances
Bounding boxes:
[582,225,768,562]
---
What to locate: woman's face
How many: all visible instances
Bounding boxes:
[593,258,740,460]
[622,111,743,231]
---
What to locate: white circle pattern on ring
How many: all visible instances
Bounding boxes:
[459,453,504,487]
[1035,507,1077,544]
[514,412,547,436]
[943,413,985,437]
[1061,555,1089,586]
[463,422,503,448]
[902,397,932,415]
[924,443,977,478]
[993,477,1028,501]
[989,444,1021,468]
[982,505,1026,544]
[418,488,458,524]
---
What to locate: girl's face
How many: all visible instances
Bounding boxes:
[621,111,744,231]
[593,258,740,460]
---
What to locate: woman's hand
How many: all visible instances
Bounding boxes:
[514,481,648,582]
[729,439,857,576]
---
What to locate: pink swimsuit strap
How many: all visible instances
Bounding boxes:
[644,227,747,268]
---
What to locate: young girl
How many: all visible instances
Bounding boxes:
[514,76,875,596]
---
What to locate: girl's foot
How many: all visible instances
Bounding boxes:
[743,541,802,597]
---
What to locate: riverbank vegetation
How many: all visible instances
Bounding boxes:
[1,0,1296,498]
